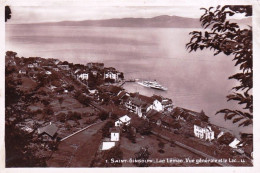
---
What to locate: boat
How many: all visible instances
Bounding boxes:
[136,80,167,91]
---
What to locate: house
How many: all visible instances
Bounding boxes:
[91,69,98,77]
[194,121,214,141]
[110,127,120,142]
[78,73,89,80]
[45,71,52,75]
[160,115,175,129]
[87,62,104,70]
[146,109,162,126]
[19,69,27,75]
[53,68,59,71]
[102,85,123,96]
[28,64,34,68]
[104,71,119,82]
[33,62,39,67]
[101,141,116,150]
[217,132,235,145]
[124,96,150,118]
[57,64,70,70]
[133,93,163,112]
[103,67,121,82]
[53,59,60,65]
[229,138,243,149]
[152,95,174,112]
[115,115,131,127]
[37,122,58,141]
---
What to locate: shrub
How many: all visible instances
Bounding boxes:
[99,111,109,121]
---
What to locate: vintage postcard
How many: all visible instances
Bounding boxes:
[1,0,260,172]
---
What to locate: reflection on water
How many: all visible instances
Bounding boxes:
[5,25,252,135]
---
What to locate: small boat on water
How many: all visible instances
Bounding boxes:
[137,80,167,91]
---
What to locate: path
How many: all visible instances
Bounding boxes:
[47,120,106,167]
[151,131,232,167]
[60,120,103,141]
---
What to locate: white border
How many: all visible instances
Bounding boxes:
[0,0,260,173]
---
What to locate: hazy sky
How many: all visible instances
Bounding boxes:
[8,6,207,24]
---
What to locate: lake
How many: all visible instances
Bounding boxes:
[5,24,252,136]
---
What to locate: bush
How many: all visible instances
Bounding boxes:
[99,111,109,121]
[102,121,114,138]
[56,112,66,122]
[67,111,82,121]
[43,106,54,115]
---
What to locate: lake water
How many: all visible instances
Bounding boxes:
[5,24,252,136]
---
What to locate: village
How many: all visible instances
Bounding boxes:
[5,51,253,167]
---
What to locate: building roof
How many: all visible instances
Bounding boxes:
[146,109,162,121]
[119,115,131,123]
[152,95,163,102]
[38,123,58,137]
[161,115,175,125]
[132,93,155,104]
[117,91,127,99]
[229,138,241,149]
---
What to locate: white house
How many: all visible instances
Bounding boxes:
[104,71,119,81]
[45,71,52,75]
[148,99,163,112]
[152,95,173,112]
[53,68,59,71]
[28,64,34,68]
[78,73,89,80]
[217,131,224,139]
[111,132,119,141]
[101,141,115,150]
[229,138,242,149]
[19,69,27,74]
[115,115,131,127]
[194,124,214,141]
[33,62,39,67]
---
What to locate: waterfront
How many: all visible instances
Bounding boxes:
[5,25,252,135]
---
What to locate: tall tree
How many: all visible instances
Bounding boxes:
[186,6,252,130]
[5,6,11,22]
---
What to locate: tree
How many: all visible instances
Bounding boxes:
[186,6,252,129]
[158,141,165,153]
[98,111,109,121]
[58,97,64,108]
[102,146,123,167]
[134,146,152,167]
[5,6,11,22]
[101,121,114,138]
[199,110,209,122]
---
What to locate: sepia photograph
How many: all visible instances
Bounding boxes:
[2,0,258,170]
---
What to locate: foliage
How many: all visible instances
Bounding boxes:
[58,97,64,107]
[186,5,252,127]
[138,121,152,135]
[5,6,11,22]
[102,146,123,167]
[74,92,91,106]
[5,75,23,106]
[158,141,165,153]
[56,112,66,122]
[67,111,82,120]
[101,121,114,138]
[98,111,109,121]
[5,123,47,167]
[134,146,151,167]
[199,110,209,122]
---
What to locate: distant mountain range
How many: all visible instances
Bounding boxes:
[15,15,252,28]
[29,15,202,28]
